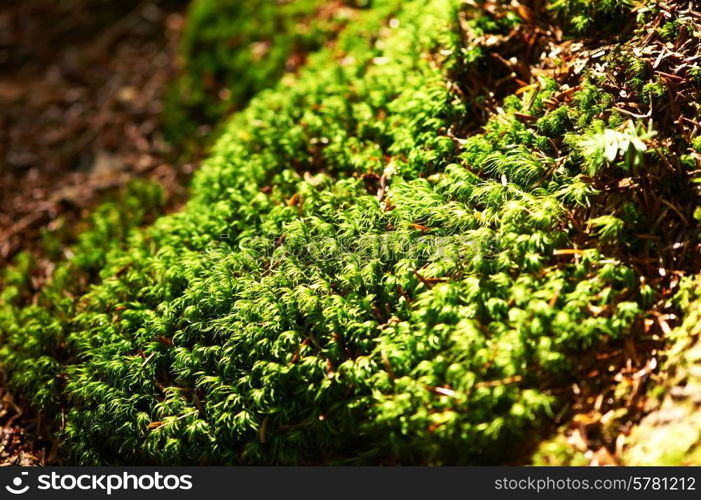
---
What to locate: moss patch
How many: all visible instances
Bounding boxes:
[1,0,700,465]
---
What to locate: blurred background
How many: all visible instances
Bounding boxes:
[0,0,191,267]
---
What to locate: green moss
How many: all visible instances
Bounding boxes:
[531,434,589,466]
[693,136,701,153]
[0,180,166,414]
[625,57,649,92]
[164,0,356,148]
[0,0,698,465]
[572,80,614,129]
[691,66,701,87]
[658,19,680,42]
[537,106,571,137]
[548,0,635,33]
[642,78,666,105]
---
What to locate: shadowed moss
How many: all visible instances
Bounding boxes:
[0,180,165,415]
[163,0,358,148]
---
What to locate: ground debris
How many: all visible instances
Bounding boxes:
[0,388,47,466]
[0,0,191,266]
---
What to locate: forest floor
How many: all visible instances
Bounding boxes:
[0,0,191,465]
